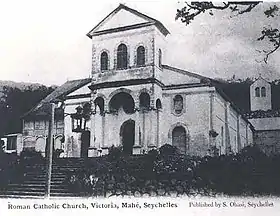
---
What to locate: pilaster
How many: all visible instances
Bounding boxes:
[225,102,231,154]
[237,115,242,152]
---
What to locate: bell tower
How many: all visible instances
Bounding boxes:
[86,4,169,84]
[250,76,272,111]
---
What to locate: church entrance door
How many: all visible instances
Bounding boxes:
[120,120,135,155]
[172,126,187,154]
[81,131,90,158]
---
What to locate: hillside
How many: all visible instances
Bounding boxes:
[0,80,56,137]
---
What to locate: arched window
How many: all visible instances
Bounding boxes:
[173,95,183,114]
[100,52,108,71]
[158,49,162,67]
[255,87,260,97]
[156,99,162,110]
[261,87,266,97]
[117,44,128,69]
[94,97,105,114]
[136,46,145,66]
[139,92,150,110]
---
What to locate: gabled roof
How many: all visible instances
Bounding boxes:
[251,75,271,85]
[87,3,170,38]
[22,78,91,119]
[161,64,253,128]
[162,64,210,81]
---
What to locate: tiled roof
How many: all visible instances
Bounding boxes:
[22,78,91,119]
[244,109,280,119]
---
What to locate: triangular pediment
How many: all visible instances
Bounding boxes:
[96,9,149,32]
[87,4,169,38]
[251,76,270,87]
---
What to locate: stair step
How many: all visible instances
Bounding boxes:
[2,158,98,198]
[5,188,45,192]
[1,190,45,196]
[3,186,82,195]
[7,183,68,188]
[24,180,65,184]
[50,192,87,197]
[7,184,45,187]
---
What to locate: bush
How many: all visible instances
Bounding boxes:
[63,144,280,197]
[147,149,159,158]
[240,144,266,159]
[65,170,93,195]
[159,144,179,157]
[0,152,19,188]
[107,145,123,161]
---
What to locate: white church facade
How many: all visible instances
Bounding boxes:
[59,4,254,157]
[7,4,255,157]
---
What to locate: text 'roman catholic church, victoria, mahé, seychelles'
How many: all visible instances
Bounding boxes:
[4,4,280,158]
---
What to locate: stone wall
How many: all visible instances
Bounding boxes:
[254,130,280,155]
[161,87,212,157]
[249,117,280,131]
[213,91,253,155]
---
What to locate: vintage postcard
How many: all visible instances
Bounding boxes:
[0,1,280,215]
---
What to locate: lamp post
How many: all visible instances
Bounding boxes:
[44,101,91,197]
[45,102,55,198]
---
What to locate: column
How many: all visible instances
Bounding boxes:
[156,109,160,147]
[245,123,249,146]
[225,102,231,154]
[134,108,140,146]
[151,108,157,148]
[209,92,214,131]
[142,110,146,149]
[90,113,95,147]
[237,115,241,152]
[101,113,105,148]
[209,92,215,150]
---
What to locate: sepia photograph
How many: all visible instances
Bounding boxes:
[0,1,280,213]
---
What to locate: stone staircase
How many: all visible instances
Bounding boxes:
[0,158,90,198]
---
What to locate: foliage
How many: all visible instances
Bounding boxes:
[176,2,280,63]
[107,145,123,161]
[0,84,56,137]
[159,144,179,157]
[64,169,93,194]
[63,144,280,197]
[208,146,219,157]
[0,152,18,189]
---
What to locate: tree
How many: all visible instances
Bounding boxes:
[0,85,55,137]
[176,2,280,63]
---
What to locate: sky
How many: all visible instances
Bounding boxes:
[0,0,280,86]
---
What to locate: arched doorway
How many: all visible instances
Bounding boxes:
[120,120,135,155]
[172,126,187,154]
[35,137,46,157]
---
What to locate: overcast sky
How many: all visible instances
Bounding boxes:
[1,0,280,86]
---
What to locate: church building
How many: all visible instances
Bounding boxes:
[15,4,255,157]
[246,76,280,154]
